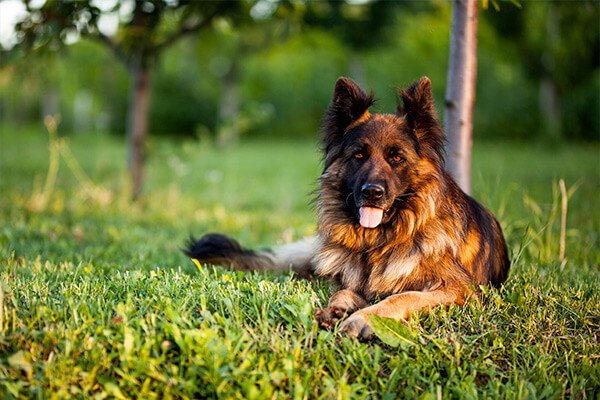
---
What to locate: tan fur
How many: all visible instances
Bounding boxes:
[338,288,471,339]
[345,110,371,131]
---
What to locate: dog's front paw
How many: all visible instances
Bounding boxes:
[314,306,347,330]
[339,312,374,340]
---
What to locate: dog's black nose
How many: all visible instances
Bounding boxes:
[361,183,385,200]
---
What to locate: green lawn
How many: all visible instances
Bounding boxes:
[1,125,598,399]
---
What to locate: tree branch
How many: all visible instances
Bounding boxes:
[90,31,128,65]
[154,6,225,52]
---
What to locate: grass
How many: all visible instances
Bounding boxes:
[0,124,599,399]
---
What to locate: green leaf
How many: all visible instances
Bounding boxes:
[370,315,416,348]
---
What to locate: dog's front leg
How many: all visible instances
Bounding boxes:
[314,289,368,330]
[339,288,469,340]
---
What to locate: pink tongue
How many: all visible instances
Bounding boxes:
[359,207,384,228]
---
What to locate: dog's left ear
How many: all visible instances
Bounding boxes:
[322,77,374,163]
[398,77,445,160]
[328,77,374,131]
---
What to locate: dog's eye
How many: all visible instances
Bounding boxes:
[354,152,365,160]
[389,152,404,164]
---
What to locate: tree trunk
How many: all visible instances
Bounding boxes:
[539,74,562,142]
[216,56,240,148]
[348,52,366,88]
[539,4,562,143]
[127,59,152,200]
[42,87,59,120]
[444,0,478,195]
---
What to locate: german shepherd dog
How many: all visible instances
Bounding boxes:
[186,77,510,340]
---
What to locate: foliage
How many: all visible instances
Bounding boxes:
[484,1,600,141]
[11,0,244,62]
[1,1,598,141]
[303,0,408,52]
[0,126,598,398]
[150,50,220,137]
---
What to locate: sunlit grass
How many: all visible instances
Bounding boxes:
[0,125,598,398]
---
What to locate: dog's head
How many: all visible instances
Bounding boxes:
[320,77,445,230]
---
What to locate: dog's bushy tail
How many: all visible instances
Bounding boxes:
[184,233,316,278]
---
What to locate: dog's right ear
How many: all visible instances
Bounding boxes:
[322,77,374,156]
[398,77,445,162]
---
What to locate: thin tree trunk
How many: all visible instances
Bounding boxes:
[127,59,151,200]
[348,51,365,88]
[444,0,478,195]
[216,58,240,148]
[42,87,59,120]
[539,75,561,142]
[539,4,562,142]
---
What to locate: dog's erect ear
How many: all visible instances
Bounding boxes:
[398,77,445,160]
[322,77,374,156]
[329,77,373,128]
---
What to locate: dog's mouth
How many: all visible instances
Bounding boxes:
[354,192,414,229]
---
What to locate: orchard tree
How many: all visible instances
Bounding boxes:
[13,0,248,199]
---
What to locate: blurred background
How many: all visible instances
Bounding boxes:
[1,0,598,144]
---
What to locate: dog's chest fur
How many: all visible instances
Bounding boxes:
[314,232,454,302]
